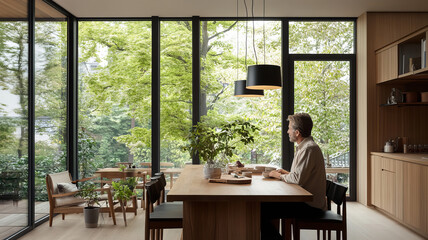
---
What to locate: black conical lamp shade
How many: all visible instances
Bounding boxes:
[234,80,264,97]
[246,64,282,90]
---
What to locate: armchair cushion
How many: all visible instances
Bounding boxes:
[57,183,78,194]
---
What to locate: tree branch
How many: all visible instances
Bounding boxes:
[208,21,237,41]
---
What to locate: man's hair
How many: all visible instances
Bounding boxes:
[287,113,313,138]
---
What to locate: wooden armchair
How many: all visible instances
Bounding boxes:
[46,171,117,227]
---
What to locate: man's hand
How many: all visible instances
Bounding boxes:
[277,169,289,174]
[269,170,282,179]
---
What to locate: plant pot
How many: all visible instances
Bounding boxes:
[203,165,222,179]
[84,206,100,228]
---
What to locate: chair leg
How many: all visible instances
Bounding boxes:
[141,188,146,209]
[337,230,342,240]
[281,218,292,240]
[328,230,331,240]
[343,227,347,240]
[292,222,300,240]
[62,213,65,220]
[322,230,326,240]
[49,207,53,227]
[133,196,138,215]
[316,230,320,240]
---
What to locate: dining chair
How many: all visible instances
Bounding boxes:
[46,171,117,226]
[145,179,183,240]
[289,180,348,240]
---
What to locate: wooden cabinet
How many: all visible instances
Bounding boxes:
[375,26,428,84]
[371,153,428,237]
[371,155,382,207]
[381,157,396,215]
[371,155,401,217]
[376,45,398,83]
[403,162,427,235]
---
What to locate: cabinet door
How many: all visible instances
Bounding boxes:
[371,155,382,207]
[381,157,396,215]
[395,160,403,221]
[403,162,427,234]
[376,45,398,83]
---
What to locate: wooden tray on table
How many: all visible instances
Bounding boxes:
[209,174,252,184]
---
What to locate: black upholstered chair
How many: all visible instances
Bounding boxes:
[145,179,182,240]
[291,180,348,240]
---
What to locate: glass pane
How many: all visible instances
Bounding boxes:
[0,1,29,237]
[200,21,282,167]
[289,21,354,54]
[294,61,351,193]
[34,1,67,221]
[78,21,152,178]
[160,21,192,172]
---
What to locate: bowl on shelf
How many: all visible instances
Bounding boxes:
[403,92,418,103]
[421,92,428,103]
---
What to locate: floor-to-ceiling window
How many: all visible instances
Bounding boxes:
[160,21,192,168]
[200,20,282,166]
[289,21,355,195]
[0,1,29,238]
[78,21,152,178]
[34,0,68,221]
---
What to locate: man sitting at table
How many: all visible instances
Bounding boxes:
[261,113,327,240]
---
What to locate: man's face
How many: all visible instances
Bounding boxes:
[287,121,298,142]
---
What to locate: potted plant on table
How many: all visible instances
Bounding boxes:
[75,182,100,228]
[183,119,259,179]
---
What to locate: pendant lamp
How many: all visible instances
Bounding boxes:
[234,80,264,97]
[234,0,263,97]
[245,0,282,90]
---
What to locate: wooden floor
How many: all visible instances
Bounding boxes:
[12,201,424,240]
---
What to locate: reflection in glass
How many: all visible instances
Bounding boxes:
[0,20,29,237]
[34,20,68,221]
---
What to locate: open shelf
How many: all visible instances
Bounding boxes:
[380,102,428,107]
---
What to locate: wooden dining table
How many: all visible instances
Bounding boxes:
[167,165,313,240]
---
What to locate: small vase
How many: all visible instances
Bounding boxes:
[203,165,222,179]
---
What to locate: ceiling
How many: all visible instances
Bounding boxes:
[52,0,428,18]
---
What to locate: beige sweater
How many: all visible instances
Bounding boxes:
[280,137,327,211]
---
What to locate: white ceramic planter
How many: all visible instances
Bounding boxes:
[203,165,222,179]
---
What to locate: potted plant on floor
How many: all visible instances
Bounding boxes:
[75,182,100,228]
[112,171,137,226]
[183,119,259,179]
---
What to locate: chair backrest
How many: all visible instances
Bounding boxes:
[140,162,152,168]
[154,172,166,188]
[116,162,132,168]
[145,179,162,206]
[326,180,348,215]
[160,162,174,168]
[47,171,73,195]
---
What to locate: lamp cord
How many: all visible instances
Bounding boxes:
[244,0,248,68]
[263,0,266,64]
[251,0,258,64]
[236,0,239,80]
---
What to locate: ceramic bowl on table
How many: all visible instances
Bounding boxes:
[262,171,271,178]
